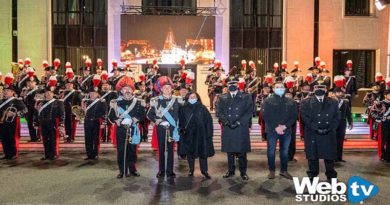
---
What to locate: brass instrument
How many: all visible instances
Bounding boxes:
[0,105,17,123]
[72,105,86,123]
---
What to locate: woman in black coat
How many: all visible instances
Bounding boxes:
[179,92,215,179]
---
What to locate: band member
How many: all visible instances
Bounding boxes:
[295,82,312,140]
[83,78,107,160]
[63,78,82,143]
[290,61,303,88]
[145,62,161,97]
[333,87,353,163]
[375,72,386,95]
[257,83,272,141]
[179,92,214,179]
[319,62,331,89]
[301,83,340,181]
[245,69,259,116]
[262,82,298,180]
[109,76,146,178]
[40,64,51,86]
[216,77,253,180]
[0,76,27,160]
[365,83,385,140]
[34,84,65,161]
[134,81,150,142]
[206,66,224,111]
[78,60,93,92]
[22,76,40,142]
[100,81,118,142]
[381,89,390,162]
[96,58,104,75]
[108,60,124,88]
[147,76,184,178]
[344,60,357,106]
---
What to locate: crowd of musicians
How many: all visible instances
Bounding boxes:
[0,56,390,181]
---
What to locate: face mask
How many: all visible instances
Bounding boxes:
[188,99,197,104]
[228,85,238,92]
[314,89,325,96]
[274,88,285,97]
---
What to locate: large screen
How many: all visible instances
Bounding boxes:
[121,15,215,65]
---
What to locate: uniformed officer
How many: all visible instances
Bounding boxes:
[83,84,107,160]
[100,81,118,142]
[333,87,353,163]
[108,64,124,89]
[216,77,253,180]
[300,83,340,181]
[109,76,146,178]
[63,79,83,143]
[147,76,184,178]
[77,65,93,93]
[134,81,151,142]
[381,89,390,162]
[23,76,40,142]
[344,61,357,107]
[34,85,65,161]
[0,78,27,160]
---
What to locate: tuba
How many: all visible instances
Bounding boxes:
[72,105,85,123]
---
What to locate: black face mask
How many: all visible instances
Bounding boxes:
[314,89,325,96]
[228,85,238,92]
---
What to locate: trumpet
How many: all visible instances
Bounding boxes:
[0,105,18,123]
[72,105,86,123]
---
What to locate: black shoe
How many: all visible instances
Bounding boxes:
[40,157,47,161]
[339,159,346,163]
[188,169,194,177]
[280,171,293,180]
[130,171,140,177]
[240,173,249,181]
[7,156,17,160]
[167,172,176,178]
[289,158,298,162]
[202,172,211,179]
[84,157,91,160]
[125,173,131,178]
[28,139,39,143]
[223,171,235,178]
[156,171,165,178]
[117,173,124,178]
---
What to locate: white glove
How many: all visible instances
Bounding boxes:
[121,118,133,126]
[160,121,170,127]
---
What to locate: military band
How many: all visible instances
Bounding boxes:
[2,56,390,184]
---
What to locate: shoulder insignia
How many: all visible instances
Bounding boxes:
[150,97,158,107]
[100,98,106,102]
[110,99,118,108]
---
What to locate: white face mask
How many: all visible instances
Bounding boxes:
[188,98,197,104]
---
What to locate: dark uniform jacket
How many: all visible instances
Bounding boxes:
[300,96,340,160]
[216,91,253,153]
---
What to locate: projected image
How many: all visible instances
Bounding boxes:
[121,15,215,64]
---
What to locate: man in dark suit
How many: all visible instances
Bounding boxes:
[216,77,253,180]
[300,83,340,181]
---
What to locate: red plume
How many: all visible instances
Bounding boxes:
[286,81,294,89]
[180,58,185,67]
[153,59,158,65]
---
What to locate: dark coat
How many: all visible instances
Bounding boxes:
[262,94,298,135]
[216,91,253,153]
[178,102,215,158]
[300,96,340,160]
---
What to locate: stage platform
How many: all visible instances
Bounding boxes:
[0,116,378,153]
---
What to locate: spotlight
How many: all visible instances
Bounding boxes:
[375,0,390,11]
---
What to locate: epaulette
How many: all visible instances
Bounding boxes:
[219,93,228,99]
[100,98,106,102]
[110,99,118,108]
[150,96,158,107]
[138,99,146,107]
[173,95,185,104]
